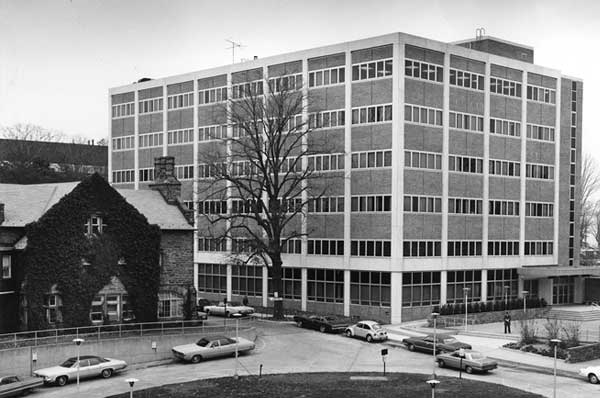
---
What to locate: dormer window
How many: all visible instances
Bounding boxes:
[84,215,106,236]
[2,255,11,279]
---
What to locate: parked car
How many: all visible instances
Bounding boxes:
[34,355,127,386]
[172,335,255,363]
[0,375,44,397]
[203,302,254,317]
[579,365,600,384]
[402,333,472,354]
[345,320,388,342]
[436,349,498,373]
[293,314,349,333]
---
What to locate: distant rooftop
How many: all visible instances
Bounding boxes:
[451,35,534,63]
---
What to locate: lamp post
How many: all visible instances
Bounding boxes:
[431,312,439,378]
[463,287,470,332]
[72,338,84,392]
[426,379,440,398]
[233,313,242,379]
[126,378,139,398]
[522,290,529,314]
[504,285,510,309]
[550,339,561,398]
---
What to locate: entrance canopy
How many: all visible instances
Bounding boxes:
[519,265,600,279]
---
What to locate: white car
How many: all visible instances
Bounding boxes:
[345,320,388,342]
[203,302,254,317]
[579,365,600,384]
[172,335,255,363]
[34,356,127,386]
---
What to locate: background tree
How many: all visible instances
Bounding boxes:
[197,78,332,319]
[579,154,600,247]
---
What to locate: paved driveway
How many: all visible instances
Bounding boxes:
[27,323,600,398]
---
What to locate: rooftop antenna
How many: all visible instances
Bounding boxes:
[225,39,245,64]
[475,27,486,40]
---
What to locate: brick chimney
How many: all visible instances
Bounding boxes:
[0,203,4,225]
[149,156,181,205]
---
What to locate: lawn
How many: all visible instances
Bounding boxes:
[107,372,544,398]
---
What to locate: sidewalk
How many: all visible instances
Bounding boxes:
[384,320,600,378]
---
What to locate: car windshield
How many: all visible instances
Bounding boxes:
[371,323,382,330]
[60,358,77,367]
[442,338,458,344]
[229,301,241,306]
[196,339,210,347]
[325,316,337,321]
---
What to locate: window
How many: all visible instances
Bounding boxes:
[350,271,391,307]
[198,200,227,215]
[403,195,442,213]
[307,269,344,303]
[488,241,520,256]
[402,241,441,257]
[404,150,442,170]
[449,69,484,90]
[351,195,391,212]
[526,163,554,180]
[168,128,194,145]
[351,240,391,257]
[490,118,521,137]
[404,104,443,126]
[2,255,11,279]
[268,74,303,92]
[486,269,518,301]
[268,267,302,299]
[199,124,227,141]
[524,279,539,299]
[448,155,483,174]
[308,109,345,129]
[167,92,194,109]
[404,59,443,83]
[197,263,227,293]
[175,165,194,180]
[490,77,522,98]
[198,86,228,105]
[351,150,392,169]
[447,241,482,256]
[489,159,520,177]
[281,239,302,254]
[526,124,555,142]
[232,80,264,99]
[525,202,554,217]
[448,198,482,215]
[446,270,482,303]
[112,169,135,184]
[351,104,392,125]
[138,132,163,148]
[307,153,345,171]
[232,265,263,297]
[307,196,344,213]
[198,238,227,252]
[84,215,106,235]
[112,102,135,118]
[524,241,554,255]
[489,200,520,216]
[112,136,135,151]
[308,239,344,255]
[527,84,556,104]
[449,112,484,132]
[138,168,155,182]
[402,271,441,307]
[158,292,183,318]
[309,66,345,87]
[138,98,163,114]
[353,59,393,81]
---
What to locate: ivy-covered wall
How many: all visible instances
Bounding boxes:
[21,173,161,330]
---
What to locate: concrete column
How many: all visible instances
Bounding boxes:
[134,89,139,190]
[390,271,403,323]
[441,53,450,266]
[391,36,404,269]
[301,58,309,270]
[108,97,113,183]
[482,61,491,263]
[440,270,447,305]
[553,78,562,265]
[344,270,351,317]
[226,264,232,302]
[518,276,525,298]
[163,82,168,157]
[343,49,352,268]
[301,268,308,311]
[574,276,585,303]
[538,278,553,305]
[519,72,528,260]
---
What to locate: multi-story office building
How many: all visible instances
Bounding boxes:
[109,32,587,323]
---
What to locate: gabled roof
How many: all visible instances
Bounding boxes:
[0,181,191,230]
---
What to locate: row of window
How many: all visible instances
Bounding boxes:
[489,200,520,216]
[351,104,393,125]
[448,241,482,256]
[489,159,520,177]
[351,150,392,169]
[525,202,554,217]
[449,69,484,90]
[232,80,264,99]
[353,59,393,81]
[139,132,163,148]
[404,150,442,170]
[112,102,134,118]
[527,84,556,104]
[199,86,228,105]
[403,195,442,213]
[112,136,134,151]
[308,239,344,255]
[448,198,482,215]
[139,168,155,182]
[307,196,344,213]
[351,195,392,212]
[309,109,345,129]
[175,165,194,180]
[405,104,443,126]
[449,111,484,132]
[527,124,555,142]
[405,59,443,82]
[351,240,391,257]
[449,155,484,174]
[307,153,345,171]
[490,77,522,98]
[488,241,519,256]
[199,124,227,141]
[309,66,345,88]
[168,128,194,145]
[168,93,194,110]
[403,241,441,257]
[525,164,554,180]
[490,118,521,137]
[524,241,553,255]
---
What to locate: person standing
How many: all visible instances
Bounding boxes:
[504,312,512,334]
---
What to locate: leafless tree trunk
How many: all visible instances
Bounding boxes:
[197,78,334,319]
[580,154,600,246]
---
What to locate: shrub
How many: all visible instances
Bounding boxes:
[544,319,561,340]
[519,318,538,345]
[562,322,582,348]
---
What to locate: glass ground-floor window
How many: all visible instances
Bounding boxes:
[307,269,344,303]
[402,271,441,307]
[553,276,574,304]
[197,263,227,293]
[486,269,518,302]
[350,271,391,307]
[158,292,183,318]
[232,264,263,297]
[446,270,482,304]
[268,267,302,299]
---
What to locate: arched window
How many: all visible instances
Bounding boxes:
[158,292,183,319]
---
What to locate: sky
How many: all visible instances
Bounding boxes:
[1,0,599,157]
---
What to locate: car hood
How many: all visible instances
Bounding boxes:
[172,344,204,354]
[34,366,72,376]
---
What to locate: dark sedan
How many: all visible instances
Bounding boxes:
[293,315,349,333]
[402,333,472,354]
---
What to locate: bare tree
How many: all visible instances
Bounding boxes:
[197,79,334,319]
[591,205,600,254]
[1,123,89,144]
[580,154,600,246]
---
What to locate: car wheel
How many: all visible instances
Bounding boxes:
[191,355,203,364]
[101,368,113,378]
[345,329,353,337]
[319,325,327,333]
[21,389,32,396]
[589,373,599,384]
[465,366,473,374]
[407,344,415,352]
[56,376,68,387]
[438,359,445,368]
[366,334,373,343]
[296,321,303,328]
